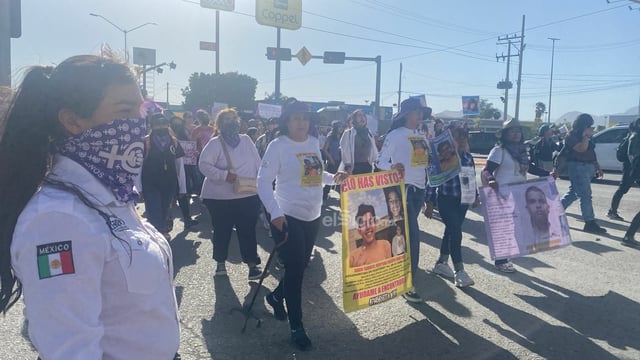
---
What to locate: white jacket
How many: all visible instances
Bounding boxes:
[11,155,180,360]
[338,127,379,173]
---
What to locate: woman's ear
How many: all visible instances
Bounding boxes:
[58,109,84,135]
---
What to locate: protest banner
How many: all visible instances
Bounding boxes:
[341,171,412,313]
[179,140,198,166]
[257,102,282,119]
[210,102,228,119]
[479,176,572,260]
[427,130,461,187]
[462,96,480,115]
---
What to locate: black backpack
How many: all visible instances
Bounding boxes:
[616,135,630,163]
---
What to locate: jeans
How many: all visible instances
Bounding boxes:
[610,161,638,212]
[437,194,468,271]
[561,161,596,222]
[270,215,320,330]
[143,183,174,233]
[203,196,260,265]
[405,185,425,276]
[625,211,640,239]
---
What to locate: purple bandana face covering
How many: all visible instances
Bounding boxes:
[55,117,147,203]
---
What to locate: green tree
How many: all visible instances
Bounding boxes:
[263,92,289,103]
[535,102,546,122]
[181,72,258,111]
[478,98,501,120]
[533,102,546,130]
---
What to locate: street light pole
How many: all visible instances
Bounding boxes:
[547,37,559,124]
[89,13,157,63]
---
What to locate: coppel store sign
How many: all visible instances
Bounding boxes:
[256,0,302,30]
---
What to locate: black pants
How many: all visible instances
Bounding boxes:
[610,161,639,212]
[203,196,260,265]
[437,194,469,270]
[625,211,640,239]
[353,162,373,174]
[270,215,320,330]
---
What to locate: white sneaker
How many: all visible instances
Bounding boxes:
[433,262,455,279]
[454,270,474,288]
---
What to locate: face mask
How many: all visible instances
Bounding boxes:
[220,120,241,148]
[54,117,147,203]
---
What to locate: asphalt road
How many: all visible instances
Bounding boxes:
[1,170,639,360]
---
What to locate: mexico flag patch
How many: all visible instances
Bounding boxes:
[37,241,75,279]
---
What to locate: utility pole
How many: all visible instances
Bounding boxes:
[215,10,220,74]
[275,27,281,101]
[397,62,403,109]
[547,38,560,124]
[514,15,526,121]
[166,82,169,105]
[497,31,523,122]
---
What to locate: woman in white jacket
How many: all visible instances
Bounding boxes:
[199,108,263,280]
[339,109,378,174]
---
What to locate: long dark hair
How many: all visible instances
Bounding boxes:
[0,55,136,313]
[571,113,594,137]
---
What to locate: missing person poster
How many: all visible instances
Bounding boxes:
[341,170,412,313]
[462,96,480,115]
[427,130,462,187]
[178,140,198,165]
[479,176,572,260]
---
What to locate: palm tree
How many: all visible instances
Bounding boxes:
[535,102,546,121]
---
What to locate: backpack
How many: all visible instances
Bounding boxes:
[616,135,630,163]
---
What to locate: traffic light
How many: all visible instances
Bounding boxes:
[323,51,345,64]
[266,47,292,61]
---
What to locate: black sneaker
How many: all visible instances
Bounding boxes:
[290,327,312,351]
[622,236,640,248]
[248,266,263,281]
[607,210,624,221]
[583,221,607,234]
[402,290,423,303]
[266,293,287,321]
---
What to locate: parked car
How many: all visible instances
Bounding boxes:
[468,131,497,154]
[592,125,627,172]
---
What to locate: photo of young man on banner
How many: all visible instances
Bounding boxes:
[479,176,572,260]
[341,171,412,313]
[427,130,462,187]
[462,96,480,115]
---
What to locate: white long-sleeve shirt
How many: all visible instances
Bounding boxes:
[257,135,334,221]
[199,134,261,200]
[376,127,429,188]
[338,127,379,172]
[11,155,180,360]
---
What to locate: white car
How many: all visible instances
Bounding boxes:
[592,125,628,172]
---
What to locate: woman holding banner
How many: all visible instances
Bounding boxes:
[258,98,347,351]
[482,119,556,273]
[425,125,478,287]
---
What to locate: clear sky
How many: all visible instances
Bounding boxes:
[9,0,640,122]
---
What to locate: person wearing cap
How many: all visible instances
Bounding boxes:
[257,98,347,351]
[482,118,556,273]
[376,97,432,302]
[532,124,561,171]
[339,109,379,175]
[138,113,187,240]
[425,124,478,288]
[322,120,345,200]
[559,113,607,234]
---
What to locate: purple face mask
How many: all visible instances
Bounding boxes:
[54,117,147,203]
